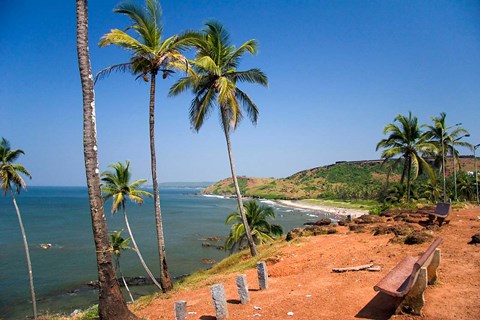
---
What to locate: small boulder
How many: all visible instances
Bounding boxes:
[404,230,433,245]
[286,228,304,241]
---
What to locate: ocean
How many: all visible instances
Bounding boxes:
[0,186,329,319]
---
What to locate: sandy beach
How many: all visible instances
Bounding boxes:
[276,199,368,219]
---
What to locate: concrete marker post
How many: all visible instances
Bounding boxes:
[210,283,228,319]
[174,300,187,320]
[235,274,250,304]
[257,261,269,290]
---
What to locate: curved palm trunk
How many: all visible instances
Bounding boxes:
[115,257,134,303]
[148,72,173,291]
[222,126,258,256]
[122,208,163,290]
[76,1,137,318]
[11,192,37,319]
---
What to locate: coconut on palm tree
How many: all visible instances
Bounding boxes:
[109,230,135,303]
[97,0,196,291]
[225,201,283,253]
[101,161,162,290]
[376,112,436,202]
[76,1,137,317]
[169,21,268,257]
[0,138,37,318]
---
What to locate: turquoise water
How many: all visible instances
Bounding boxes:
[0,187,327,319]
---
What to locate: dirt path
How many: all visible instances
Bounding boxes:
[136,207,480,320]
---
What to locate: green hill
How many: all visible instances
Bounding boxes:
[203,157,478,200]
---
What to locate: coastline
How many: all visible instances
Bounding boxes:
[275,199,368,219]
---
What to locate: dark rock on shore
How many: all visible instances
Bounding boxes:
[304,218,332,226]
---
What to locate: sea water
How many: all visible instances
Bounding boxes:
[0,186,328,319]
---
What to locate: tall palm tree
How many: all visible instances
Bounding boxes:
[169,21,268,256]
[0,138,37,319]
[225,201,283,253]
[109,230,135,303]
[101,161,161,290]
[423,112,471,174]
[75,1,137,318]
[376,112,436,202]
[96,0,195,291]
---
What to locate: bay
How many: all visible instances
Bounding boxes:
[0,186,327,319]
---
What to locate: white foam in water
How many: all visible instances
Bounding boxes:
[203,194,227,199]
[260,200,276,205]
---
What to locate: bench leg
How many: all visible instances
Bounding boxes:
[396,267,427,316]
[427,248,441,285]
[438,217,445,226]
[428,214,435,223]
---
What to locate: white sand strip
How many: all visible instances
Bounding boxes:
[275,200,368,218]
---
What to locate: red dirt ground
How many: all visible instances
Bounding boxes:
[135,207,480,320]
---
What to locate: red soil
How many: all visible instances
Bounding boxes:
[136,207,480,320]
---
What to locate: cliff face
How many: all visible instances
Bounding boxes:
[203,158,478,200]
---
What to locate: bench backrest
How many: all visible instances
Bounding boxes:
[434,203,451,217]
[414,237,443,269]
[398,237,443,295]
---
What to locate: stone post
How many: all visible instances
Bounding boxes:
[210,283,228,319]
[235,274,250,304]
[257,261,269,290]
[174,300,187,320]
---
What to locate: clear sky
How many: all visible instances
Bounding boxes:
[1,1,479,186]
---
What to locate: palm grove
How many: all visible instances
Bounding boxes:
[2,1,476,319]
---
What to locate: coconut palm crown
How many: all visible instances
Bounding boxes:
[225,201,283,253]
[101,161,152,213]
[0,138,31,195]
[376,112,436,202]
[96,0,193,82]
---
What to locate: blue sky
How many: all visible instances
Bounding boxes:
[1,0,479,186]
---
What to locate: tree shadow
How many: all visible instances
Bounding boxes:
[227,299,241,304]
[355,292,399,320]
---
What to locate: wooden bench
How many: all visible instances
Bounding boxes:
[373,237,442,315]
[426,203,451,226]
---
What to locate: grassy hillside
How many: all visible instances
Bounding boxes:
[203,157,478,200]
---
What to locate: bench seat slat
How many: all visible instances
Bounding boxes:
[374,256,418,297]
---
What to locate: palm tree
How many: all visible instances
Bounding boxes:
[101,161,162,290]
[376,112,436,202]
[423,112,471,175]
[109,230,135,303]
[169,21,268,257]
[96,0,195,291]
[0,138,37,318]
[75,1,137,317]
[225,201,283,253]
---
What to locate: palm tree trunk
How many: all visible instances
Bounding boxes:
[76,1,137,318]
[11,191,37,319]
[222,126,258,256]
[115,258,134,303]
[406,156,412,202]
[148,72,173,292]
[122,208,163,290]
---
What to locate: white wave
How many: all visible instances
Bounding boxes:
[202,194,227,199]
